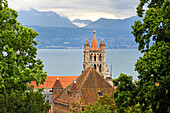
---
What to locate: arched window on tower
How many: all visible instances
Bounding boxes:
[99,64,101,72]
[90,54,92,61]
[94,64,96,70]
[94,55,96,61]
[99,54,102,61]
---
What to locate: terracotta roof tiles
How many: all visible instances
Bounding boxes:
[29,76,78,88]
[54,67,113,105]
[89,35,100,50]
[53,79,63,89]
[89,30,100,50]
[70,83,80,92]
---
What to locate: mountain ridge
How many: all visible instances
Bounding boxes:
[17,9,78,28]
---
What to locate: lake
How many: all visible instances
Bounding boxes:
[37,49,142,79]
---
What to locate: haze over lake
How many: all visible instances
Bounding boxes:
[37,49,142,79]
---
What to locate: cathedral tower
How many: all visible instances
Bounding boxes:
[83,29,109,77]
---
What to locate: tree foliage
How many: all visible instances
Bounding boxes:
[0,0,50,112]
[113,73,136,112]
[69,102,81,113]
[69,94,115,113]
[81,94,115,113]
[131,0,170,112]
[0,0,47,93]
[0,87,50,113]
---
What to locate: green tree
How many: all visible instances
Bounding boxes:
[132,0,170,112]
[82,102,112,113]
[0,87,51,113]
[83,94,115,113]
[69,102,81,113]
[113,73,136,112]
[0,0,50,112]
[69,94,115,113]
[97,94,115,112]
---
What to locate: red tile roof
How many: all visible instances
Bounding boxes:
[29,76,78,88]
[89,31,100,50]
[54,67,113,105]
[70,83,80,92]
[53,79,63,89]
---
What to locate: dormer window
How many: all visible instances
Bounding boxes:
[67,89,70,95]
[98,91,102,96]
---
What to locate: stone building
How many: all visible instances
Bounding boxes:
[52,67,113,113]
[30,30,114,113]
[83,29,109,77]
[29,76,77,105]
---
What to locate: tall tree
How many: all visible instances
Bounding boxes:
[132,0,170,112]
[82,94,115,113]
[113,73,136,112]
[0,0,50,112]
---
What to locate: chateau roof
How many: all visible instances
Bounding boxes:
[53,79,63,89]
[54,67,113,105]
[89,30,100,50]
[29,76,78,88]
[70,82,80,92]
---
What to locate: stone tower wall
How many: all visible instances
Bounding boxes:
[83,35,109,77]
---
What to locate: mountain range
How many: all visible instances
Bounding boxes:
[17,9,142,49]
[17,9,77,28]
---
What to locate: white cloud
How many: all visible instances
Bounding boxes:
[8,0,140,21]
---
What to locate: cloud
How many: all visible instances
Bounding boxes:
[8,0,140,21]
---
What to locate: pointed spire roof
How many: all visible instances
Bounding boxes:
[85,38,89,45]
[89,29,100,50]
[70,80,80,93]
[102,38,106,46]
[53,77,63,89]
[110,64,113,79]
[54,67,113,105]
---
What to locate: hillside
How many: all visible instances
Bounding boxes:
[16,9,141,49]
[84,16,141,31]
[28,25,137,49]
[17,9,77,28]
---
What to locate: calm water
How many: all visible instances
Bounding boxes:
[37,49,142,79]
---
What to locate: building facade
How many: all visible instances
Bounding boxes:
[29,76,77,105]
[83,29,109,77]
[53,67,114,113]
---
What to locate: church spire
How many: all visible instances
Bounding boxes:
[93,27,96,36]
[90,29,100,50]
[110,63,113,79]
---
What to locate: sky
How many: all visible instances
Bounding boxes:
[8,0,140,21]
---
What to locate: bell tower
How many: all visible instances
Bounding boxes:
[83,29,109,77]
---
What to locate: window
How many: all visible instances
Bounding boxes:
[99,54,102,61]
[73,94,75,97]
[84,55,85,61]
[47,100,49,103]
[94,55,96,61]
[47,95,49,97]
[94,64,96,70]
[98,91,102,96]
[99,64,101,72]
[82,107,84,111]
[90,55,92,61]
